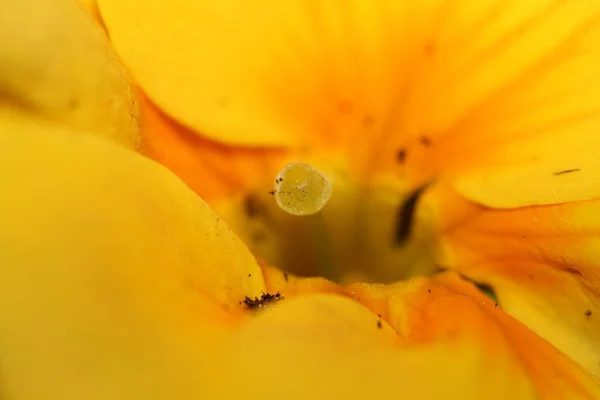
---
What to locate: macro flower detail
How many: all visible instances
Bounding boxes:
[95,0,600,379]
[0,0,599,398]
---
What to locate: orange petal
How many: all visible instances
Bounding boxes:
[100,0,600,195]
[436,189,600,378]
[221,269,600,399]
[140,94,287,200]
[406,1,600,185]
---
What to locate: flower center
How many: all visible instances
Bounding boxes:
[224,158,439,283]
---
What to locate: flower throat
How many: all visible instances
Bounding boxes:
[235,161,439,284]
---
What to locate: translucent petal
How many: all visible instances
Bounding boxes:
[0,0,139,148]
[436,189,600,378]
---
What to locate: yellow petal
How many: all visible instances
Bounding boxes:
[436,189,600,378]
[413,1,600,207]
[450,69,600,207]
[100,0,600,191]
[0,0,140,149]
[454,154,600,209]
[98,0,448,149]
[78,0,107,31]
[0,116,264,399]
[223,269,600,399]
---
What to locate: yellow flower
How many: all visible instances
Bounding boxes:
[0,0,599,399]
[98,0,600,380]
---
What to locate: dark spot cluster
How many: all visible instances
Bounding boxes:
[243,195,261,218]
[553,168,580,176]
[376,320,383,329]
[241,291,285,310]
[395,135,434,165]
[396,148,406,163]
[585,309,592,318]
[562,265,583,277]
[275,177,284,184]
[457,274,500,306]
[475,282,499,305]
[419,135,432,147]
[394,184,429,245]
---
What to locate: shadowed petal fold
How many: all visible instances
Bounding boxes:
[437,190,600,378]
